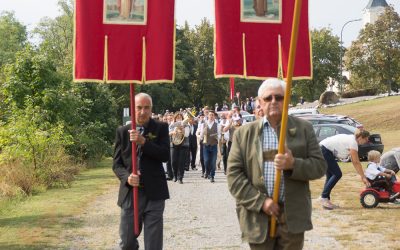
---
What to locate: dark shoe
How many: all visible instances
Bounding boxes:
[192,167,197,170]
[204,174,208,179]
[179,180,183,184]
[174,178,177,182]
[210,177,215,183]
[166,177,173,181]
[185,168,189,171]
[201,173,204,178]
[224,171,226,175]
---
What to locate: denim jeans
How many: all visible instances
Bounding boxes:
[321,146,342,200]
[203,144,218,177]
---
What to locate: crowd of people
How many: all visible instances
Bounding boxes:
[159,98,264,184]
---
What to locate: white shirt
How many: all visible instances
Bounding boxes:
[220,119,230,141]
[320,134,358,160]
[365,162,386,179]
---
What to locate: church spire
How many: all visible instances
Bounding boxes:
[363,0,389,26]
[365,0,389,10]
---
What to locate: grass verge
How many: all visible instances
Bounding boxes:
[0,158,117,250]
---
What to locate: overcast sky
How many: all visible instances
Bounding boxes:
[1,0,400,46]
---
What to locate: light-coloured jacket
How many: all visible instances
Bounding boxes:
[227,116,327,243]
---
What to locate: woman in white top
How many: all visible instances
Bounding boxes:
[319,129,371,210]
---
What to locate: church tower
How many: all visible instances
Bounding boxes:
[363,0,389,26]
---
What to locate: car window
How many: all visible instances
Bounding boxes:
[319,127,338,139]
[308,119,319,125]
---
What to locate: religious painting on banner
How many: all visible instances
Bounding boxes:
[74,0,175,84]
[241,0,281,23]
[104,0,147,25]
[214,0,312,80]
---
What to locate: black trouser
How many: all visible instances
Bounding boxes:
[189,143,197,169]
[119,189,165,250]
[222,141,232,173]
[166,147,173,179]
[171,145,188,180]
[368,176,393,192]
[200,140,205,174]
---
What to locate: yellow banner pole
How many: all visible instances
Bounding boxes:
[270,0,303,238]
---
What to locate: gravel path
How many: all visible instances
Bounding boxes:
[62,168,345,250]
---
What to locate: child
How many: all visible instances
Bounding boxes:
[365,150,398,199]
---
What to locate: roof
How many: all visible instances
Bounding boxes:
[365,0,389,9]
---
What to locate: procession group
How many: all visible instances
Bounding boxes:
[158,99,264,184]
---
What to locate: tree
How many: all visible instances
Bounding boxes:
[345,6,400,94]
[0,11,27,67]
[34,0,74,80]
[189,19,227,107]
[293,28,341,102]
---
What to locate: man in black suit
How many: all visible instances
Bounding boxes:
[188,116,198,170]
[113,93,170,250]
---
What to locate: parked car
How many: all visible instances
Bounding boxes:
[216,110,256,123]
[296,114,363,129]
[312,123,384,161]
[289,108,319,116]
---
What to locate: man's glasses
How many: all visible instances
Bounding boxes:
[262,95,284,102]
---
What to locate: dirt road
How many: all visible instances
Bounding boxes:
[62,169,346,249]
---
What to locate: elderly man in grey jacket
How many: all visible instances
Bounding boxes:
[227,78,327,250]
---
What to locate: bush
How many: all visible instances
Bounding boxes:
[0,105,83,198]
[0,159,36,197]
[341,88,378,98]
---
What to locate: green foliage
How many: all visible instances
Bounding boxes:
[0,11,27,67]
[345,6,400,94]
[189,19,227,107]
[34,0,74,79]
[2,46,61,113]
[0,104,79,197]
[293,28,341,102]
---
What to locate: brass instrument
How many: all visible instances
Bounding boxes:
[171,110,194,146]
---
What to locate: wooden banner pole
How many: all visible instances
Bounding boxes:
[269,0,303,238]
[129,83,140,236]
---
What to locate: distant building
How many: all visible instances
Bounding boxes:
[363,0,389,26]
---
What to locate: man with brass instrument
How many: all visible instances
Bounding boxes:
[227,79,326,249]
[200,110,221,183]
[169,112,190,184]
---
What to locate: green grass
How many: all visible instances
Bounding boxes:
[0,158,117,249]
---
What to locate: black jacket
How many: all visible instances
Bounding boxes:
[113,118,170,207]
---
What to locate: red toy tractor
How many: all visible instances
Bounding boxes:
[360,181,400,208]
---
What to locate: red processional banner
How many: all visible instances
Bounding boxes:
[214,0,312,80]
[74,0,175,84]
